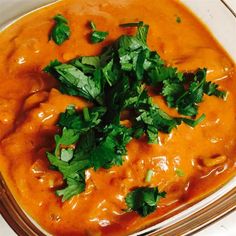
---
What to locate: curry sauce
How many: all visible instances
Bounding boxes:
[0,0,235,235]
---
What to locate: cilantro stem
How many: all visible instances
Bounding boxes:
[49,179,54,188]
[223,91,229,101]
[83,107,90,121]
[145,169,154,183]
[90,21,96,31]
[119,22,143,28]
[182,113,206,127]
[175,168,185,177]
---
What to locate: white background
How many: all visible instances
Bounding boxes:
[0,0,236,235]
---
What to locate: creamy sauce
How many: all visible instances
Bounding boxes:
[0,0,235,235]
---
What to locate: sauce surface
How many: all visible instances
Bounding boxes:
[0,0,235,235]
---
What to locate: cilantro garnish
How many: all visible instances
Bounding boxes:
[125,187,166,217]
[132,90,182,143]
[176,16,182,23]
[204,81,227,98]
[50,14,71,45]
[145,169,154,183]
[120,21,149,44]
[46,106,131,201]
[45,21,226,207]
[89,21,108,44]
[175,168,185,177]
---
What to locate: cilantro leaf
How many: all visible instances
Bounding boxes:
[54,127,79,156]
[132,91,181,143]
[90,125,131,170]
[119,21,149,44]
[89,21,108,44]
[125,187,166,217]
[104,78,142,124]
[47,152,90,175]
[204,81,227,99]
[50,14,70,45]
[56,171,86,202]
[136,22,149,44]
[54,63,104,104]
[47,106,131,200]
[161,68,210,116]
[58,105,106,132]
[43,59,62,74]
[47,134,91,202]
[91,31,109,44]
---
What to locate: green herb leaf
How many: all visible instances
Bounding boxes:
[90,124,131,170]
[56,171,86,202]
[136,22,149,44]
[43,59,62,74]
[161,68,216,116]
[47,107,131,200]
[54,127,79,156]
[89,21,108,44]
[58,105,106,132]
[91,31,109,44]
[50,14,70,45]
[54,63,104,104]
[204,81,227,99]
[119,21,149,44]
[125,187,166,217]
[132,91,181,143]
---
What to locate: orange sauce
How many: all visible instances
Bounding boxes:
[0,0,235,235]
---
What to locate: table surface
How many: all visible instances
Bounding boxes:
[0,0,236,235]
